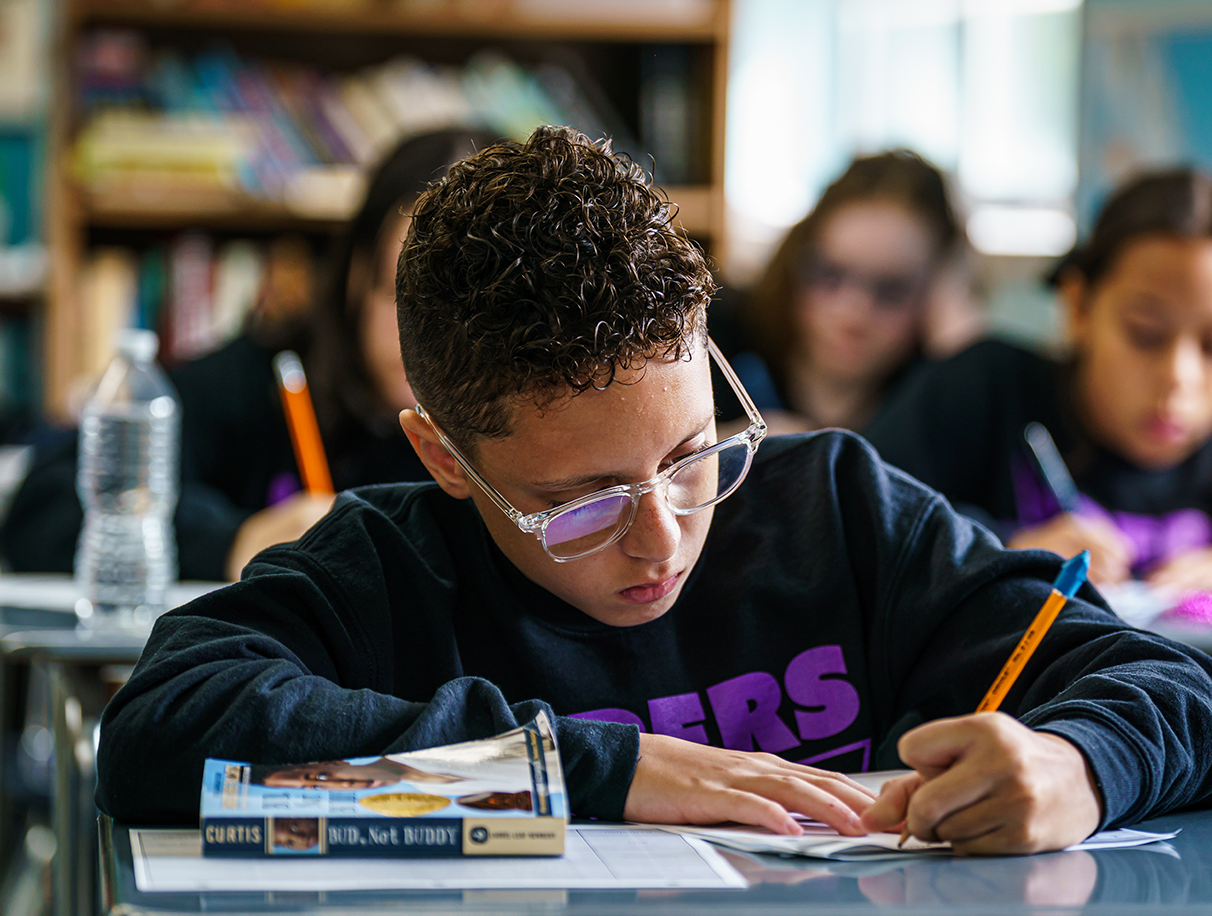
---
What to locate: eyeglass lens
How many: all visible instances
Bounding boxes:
[542,441,753,559]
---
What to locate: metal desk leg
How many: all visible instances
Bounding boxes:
[50,661,101,916]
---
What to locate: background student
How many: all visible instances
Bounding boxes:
[866,168,1212,589]
[0,127,498,582]
[715,149,978,435]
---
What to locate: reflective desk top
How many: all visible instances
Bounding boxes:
[0,575,221,660]
[101,809,1212,915]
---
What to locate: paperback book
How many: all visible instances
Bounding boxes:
[201,713,566,858]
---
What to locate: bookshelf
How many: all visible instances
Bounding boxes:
[43,0,732,420]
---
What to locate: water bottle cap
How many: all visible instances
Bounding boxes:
[114,328,159,364]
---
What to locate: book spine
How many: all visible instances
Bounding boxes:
[202,817,267,856]
[323,818,464,857]
[203,815,566,858]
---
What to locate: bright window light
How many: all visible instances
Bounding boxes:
[726,0,1082,278]
[967,205,1077,256]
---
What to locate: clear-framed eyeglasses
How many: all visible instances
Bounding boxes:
[415,337,767,562]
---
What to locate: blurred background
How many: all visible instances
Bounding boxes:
[0,0,1207,427]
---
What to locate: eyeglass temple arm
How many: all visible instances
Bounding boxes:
[707,337,767,439]
[412,404,528,525]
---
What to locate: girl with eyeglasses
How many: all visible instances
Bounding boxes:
[720,149,979,435]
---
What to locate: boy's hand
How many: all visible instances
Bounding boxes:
[1008,513,1132,586]
[860,713,1103,855]
[622,733,875,836]
[1147,547,1212,593]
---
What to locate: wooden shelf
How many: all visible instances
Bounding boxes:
[79,183,714,236]
[662,185,716,237]
[0,288,42,307]
[83,195,346,235]
[76,0,725,43]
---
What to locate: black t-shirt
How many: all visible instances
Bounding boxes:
[95,432,1212,831]
[865,339,1212,571]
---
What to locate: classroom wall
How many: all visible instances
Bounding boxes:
[1079,0,1212,229]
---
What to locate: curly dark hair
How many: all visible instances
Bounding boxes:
[396,125,715,450]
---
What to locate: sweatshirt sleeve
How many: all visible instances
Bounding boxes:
[95,495,639,826]
[857,449,1212,829]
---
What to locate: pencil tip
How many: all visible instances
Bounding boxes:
[1054,551,1091,599]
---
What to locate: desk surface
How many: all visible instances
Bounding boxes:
[0,574,218,614]
[0,575,222,661]
[100,809,1212,915]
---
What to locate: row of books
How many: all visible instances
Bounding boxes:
[72,31,681,219]
[78,233,316,381]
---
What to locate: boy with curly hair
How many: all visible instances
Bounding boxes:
[98,127,1212,854]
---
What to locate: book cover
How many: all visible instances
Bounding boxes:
[201,712,566,858]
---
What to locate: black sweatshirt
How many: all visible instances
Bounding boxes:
[0,335,429,580]
[96,432,1212,830]
[865,339,1212,571]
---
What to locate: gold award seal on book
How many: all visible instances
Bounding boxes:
[359,793,451,816]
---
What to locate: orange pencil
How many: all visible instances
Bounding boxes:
[273,350,334,495]
[899,550,1090,845]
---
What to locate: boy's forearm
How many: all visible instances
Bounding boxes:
[96,619,428,823]
[96,613,641,824]
[1018,631,1212,828]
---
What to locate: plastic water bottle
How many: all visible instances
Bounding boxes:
[75,329,179,630]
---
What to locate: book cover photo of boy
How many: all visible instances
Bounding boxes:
[98,127,1212,856]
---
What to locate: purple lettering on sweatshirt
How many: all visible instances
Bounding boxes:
[784,646,861,741]
[1113,508,1212,574]
[1012,452,1060,526]
[706,672,799,753]
[797,738,872,772]
[648,692,710,744]
[569,708,646,729]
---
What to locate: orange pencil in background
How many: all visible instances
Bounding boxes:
[273,350,334,495]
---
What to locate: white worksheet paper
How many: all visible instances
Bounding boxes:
[654,773,1180,861]
[129,824,747,893]
[658,823,1180,861]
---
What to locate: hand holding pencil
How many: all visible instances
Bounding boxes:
[1008,425,1133,584]
[222,352,336,580]
[861,552,1105,854]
